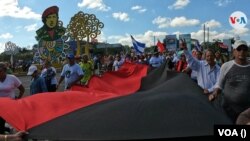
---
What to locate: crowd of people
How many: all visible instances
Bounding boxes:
[0,39,249,140]
[49,39,250,124]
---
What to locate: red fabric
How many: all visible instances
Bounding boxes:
[0,63,147,131]
[218,42,228,49]
[175,61,188,72]
[48,30,55,39]
[157,40,165,53]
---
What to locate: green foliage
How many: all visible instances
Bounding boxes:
[0,47,33,63]
[92,46,124,55]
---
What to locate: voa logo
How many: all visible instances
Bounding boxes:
[229,11,247,29]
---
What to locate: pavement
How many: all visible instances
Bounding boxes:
[17,73,65,97]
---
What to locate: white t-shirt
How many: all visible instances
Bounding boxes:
[113,60,124,71]
[61,63,84,89]
[0,75,22,99]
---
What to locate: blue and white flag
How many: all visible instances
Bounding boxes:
[191,40,202,52]
[195,40,202,51]
[131,35,145,54]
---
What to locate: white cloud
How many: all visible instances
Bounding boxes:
[78,0,110,11]
[203,19,221,29]
[0,33,13,39]
[172,31,182,36]
[24,24,38,32]
[191,29,233,42]
[0,42,5,53]
[215,0,232,7]
[108,35,124,41]
[152,16,171,28]
[131,5,141,10]
[171,16,200,27]
[108,30,167,47]
[0,0,40,20]
[153,16,199,28]
[212,32,233,40]
[112,12,130,22]
[96,32,107,42]
[138,9,147,13]
[131,5,147,13]
[190,30,204,42]
[168,0,190,10]
[229,27,249,36]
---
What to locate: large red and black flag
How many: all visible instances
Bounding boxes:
[0,62,232,140]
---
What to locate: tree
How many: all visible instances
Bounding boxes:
[67,11,104,56]
[4,41,19,66]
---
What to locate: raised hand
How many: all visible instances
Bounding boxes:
[180,38,187,50]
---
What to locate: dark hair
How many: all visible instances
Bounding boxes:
[205,48,215,55]
[196,51,202,55]
[0,63,7,72]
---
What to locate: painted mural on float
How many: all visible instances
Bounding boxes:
[34,6,74,63]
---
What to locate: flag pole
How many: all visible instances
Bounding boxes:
[207,27,209,43]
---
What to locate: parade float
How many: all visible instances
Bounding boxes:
[33,6,104,68]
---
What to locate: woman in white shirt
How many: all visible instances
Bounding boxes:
[0,62,25,134]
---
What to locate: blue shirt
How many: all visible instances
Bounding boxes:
[184,50,220,93]
[149,56,163,68]
[30,76,48,95]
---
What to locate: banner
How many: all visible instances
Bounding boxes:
[179,34,191,51]
[165,35,177,51]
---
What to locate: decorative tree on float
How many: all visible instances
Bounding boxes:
[35,6,72,63]
[67,11,104,56]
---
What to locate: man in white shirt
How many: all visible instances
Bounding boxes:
[57,54,84,90]
[149,52,163,68]
[209,40,250,122]
[180,40,220,94]
[113,54,124,71]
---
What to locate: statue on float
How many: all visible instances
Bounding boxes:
[34,6,72,63]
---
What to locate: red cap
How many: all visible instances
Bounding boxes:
[42,6,59,18]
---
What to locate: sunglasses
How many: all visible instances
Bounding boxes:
[236,47,248,52]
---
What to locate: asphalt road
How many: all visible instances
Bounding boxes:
[17,73,65,97]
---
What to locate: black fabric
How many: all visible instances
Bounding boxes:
[47,84,56,92]
[0,117,5,134]
[27,62,232,140]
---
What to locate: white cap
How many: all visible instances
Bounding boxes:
[232,40,248,49]
[27,65,37,75]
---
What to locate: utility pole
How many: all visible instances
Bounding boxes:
[203,24,206,43]
[154,36,156,46]
[207,27,209,43]
[105,40,107,55]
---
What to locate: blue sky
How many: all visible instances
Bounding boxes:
[0,0,249,53]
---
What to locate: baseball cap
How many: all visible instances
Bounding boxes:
[232,40,248,49]
[67,54,75,59]
[42,6,59,18]
[27,65,38,75]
